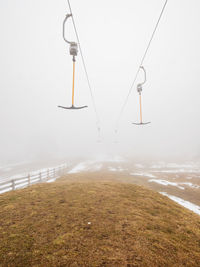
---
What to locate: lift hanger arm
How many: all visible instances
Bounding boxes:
[63,14,73,44]
[140,66,146,86]
[133,66,151,125]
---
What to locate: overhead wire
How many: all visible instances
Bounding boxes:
[66,0,101,131]
[115,0,169,132]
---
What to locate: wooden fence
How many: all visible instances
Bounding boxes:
[0,164,68,194]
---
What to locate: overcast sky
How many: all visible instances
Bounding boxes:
[0,0,200,164]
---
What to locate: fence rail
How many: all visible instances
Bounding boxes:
[0,164,68,194]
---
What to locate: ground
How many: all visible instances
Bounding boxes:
[0,172,200,266]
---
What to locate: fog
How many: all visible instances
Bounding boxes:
[0,0,200,165]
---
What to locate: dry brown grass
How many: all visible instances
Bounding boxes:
[0,172,200,267]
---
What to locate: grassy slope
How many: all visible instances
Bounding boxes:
[0,172,200,267]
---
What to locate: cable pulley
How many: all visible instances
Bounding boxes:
[58,14,88,110]
[132,66,151,126]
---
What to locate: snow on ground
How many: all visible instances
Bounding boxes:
[0,188,11,194]
[68,162,89,174]
[108,166,125,172]
[153,169,200,174]
[149,179,185,190]
[151,162,166,169]
[160,192,200,216]
[180,182,200,189]
[0,161,30,172]
[151,162,200,170]
[108,167,117,172]
[131,173,156,178]
[7,163,67,180]
[0,163,68,194]
[47,178,57,183]
[150,162,200,174]
[68,161,103,174]
[68,156,124,174]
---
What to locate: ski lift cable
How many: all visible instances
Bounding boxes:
[115,0,169,132]
[66,0,101,129]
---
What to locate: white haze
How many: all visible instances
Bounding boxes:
[0,0,200,165]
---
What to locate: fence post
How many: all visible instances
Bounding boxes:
[28,174,31,186]
[11,180,15,191]
[47,169,49,179]
[39,172,42,182]
[54,168,56,178]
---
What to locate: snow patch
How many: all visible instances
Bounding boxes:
[9,163,67,180]
[180,183,200,189]
[150,162,200,175]
[160,192,200,216]
[151,162,166,169]
[68,156,125,174]
[109,167,117,172]
[151,162,199,169]
[131,173,156,178]
[108,166,125,172]
[68,162,89,174]
[68,161,103,174]
[166,162,200,169]
[149,179,184,190]
[152,169,200,174]
[0,188,11,194]
[47,179,57,183]
[0,163,68,194]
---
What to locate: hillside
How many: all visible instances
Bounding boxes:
[0,172,200,266]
